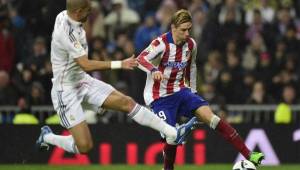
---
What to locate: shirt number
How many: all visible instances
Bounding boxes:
[157,111,167,121]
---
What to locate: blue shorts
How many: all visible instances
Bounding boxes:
[150,88,209,126]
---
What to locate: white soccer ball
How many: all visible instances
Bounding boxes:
[233,160,256,170]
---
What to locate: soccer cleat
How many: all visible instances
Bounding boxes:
[174,117,198,144]
[249,151,264,166]
[36,125,52,151]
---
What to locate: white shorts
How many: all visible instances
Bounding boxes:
[51,76,115,129]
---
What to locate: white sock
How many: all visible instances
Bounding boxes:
[44,133,79,154]
[210,115,221,129]
[128,104,177,143]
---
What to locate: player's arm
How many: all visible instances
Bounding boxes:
[75,54,137,72]
[61,30,137,71]
[137,39,165,81]
[185,39,197,93]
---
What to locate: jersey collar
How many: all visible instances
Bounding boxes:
[166,31,186,46]
[166,31,174,44]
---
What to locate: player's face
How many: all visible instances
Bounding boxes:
[173,22,192,43]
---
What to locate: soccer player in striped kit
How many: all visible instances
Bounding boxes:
[137,9,264,170]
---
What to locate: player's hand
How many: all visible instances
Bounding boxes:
[122,55,138,70]
[152,71,164,81]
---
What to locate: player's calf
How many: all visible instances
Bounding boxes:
[76,140,93,153]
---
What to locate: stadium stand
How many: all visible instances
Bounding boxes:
[0,0,299,124]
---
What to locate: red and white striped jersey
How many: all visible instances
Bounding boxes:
[137,32,197,105]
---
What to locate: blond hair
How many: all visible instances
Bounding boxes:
[171,9,192,27]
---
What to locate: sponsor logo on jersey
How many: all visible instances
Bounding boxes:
[163,61,188,69]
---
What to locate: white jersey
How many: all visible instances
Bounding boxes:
[50,11,115,128]
[51,10,89,90]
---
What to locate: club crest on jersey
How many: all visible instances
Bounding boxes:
[73,41,81,49]
[145,44,155,53]
[70,114,75,121]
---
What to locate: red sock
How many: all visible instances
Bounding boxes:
[216,119,251,159]
[163,143,177,170]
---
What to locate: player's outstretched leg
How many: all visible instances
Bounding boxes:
[102,91,178,143]
[194,106,265,164]
[249,152,264,166]
[102,91,198,144]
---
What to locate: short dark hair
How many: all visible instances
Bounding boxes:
[66,0,89,12]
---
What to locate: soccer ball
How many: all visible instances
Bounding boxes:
[232,160,256,170]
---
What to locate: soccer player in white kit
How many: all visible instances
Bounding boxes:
[36,0,196,154]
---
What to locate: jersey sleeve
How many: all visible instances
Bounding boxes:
[137,38,165,73]
[60,28,86,59]
[186,38,197,93]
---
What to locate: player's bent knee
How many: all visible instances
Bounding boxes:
[121,96,136,113]
[195,106,216,125]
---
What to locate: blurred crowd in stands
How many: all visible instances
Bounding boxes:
[0,0,300,110]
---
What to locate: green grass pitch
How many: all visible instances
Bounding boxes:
[1,165,300,170]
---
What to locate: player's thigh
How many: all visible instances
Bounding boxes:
[179,89,211,123]
[52,88,92,149]
[51,89,86,129]
[84,78,116,109]
[151,100,177,126]
[84,78,135,112]
[68,121,93,148]
[194,105,215,125]
[102,90,135,112]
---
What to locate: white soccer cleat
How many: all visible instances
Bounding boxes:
[174,117,198,144]
[36,125,53,151]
